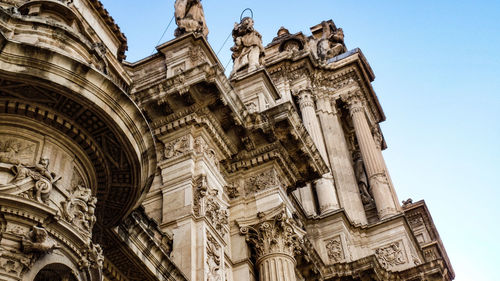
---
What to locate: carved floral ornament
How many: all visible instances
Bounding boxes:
[239,209,305,261]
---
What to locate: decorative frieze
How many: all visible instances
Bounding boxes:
[375,241,406,269]
[164,135,191,160]
[244,168,280,195]
[3,158,60,204]
[0,137,36,165]
[325,236,344,263]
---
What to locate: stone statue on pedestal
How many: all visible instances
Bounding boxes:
[317,21,347,62]
[174,0,209,37]
[230,17,265,76]
[353,153,373,204]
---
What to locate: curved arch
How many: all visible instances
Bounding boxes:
[279,38,305,52]
[0,31,156,225]
[24,252,84,281]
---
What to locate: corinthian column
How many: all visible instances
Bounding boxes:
[240,211,302,281]
[297,90,339,214]
[344,92,398,219]
[315,94,367,224]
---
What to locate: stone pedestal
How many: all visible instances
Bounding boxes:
[345,93,398,219]
[316,95,367,224]
[297,90,339,214]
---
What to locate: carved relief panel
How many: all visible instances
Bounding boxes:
[374,240,407,269]
[325,235,344,263]
[193,174,229,237]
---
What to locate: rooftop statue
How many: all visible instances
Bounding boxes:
[230,17,265,77]
[317,20,347,62]
[174,0,209,37]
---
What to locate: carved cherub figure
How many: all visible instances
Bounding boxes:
[174,0,209,37]
[230,17,265,76]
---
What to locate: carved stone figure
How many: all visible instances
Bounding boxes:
[224,183,240,199]
[353,153,373,204]
[174,0,209,37]
[317,21,347,62]
[10,158,60,204]
[230,17,265,76]
[21,226,58,253]
[402,198,413,206]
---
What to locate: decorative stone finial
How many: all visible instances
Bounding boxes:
[174,0,209,37]
[230,17,265,77]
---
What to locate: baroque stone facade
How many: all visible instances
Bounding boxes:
[0,1,453,281]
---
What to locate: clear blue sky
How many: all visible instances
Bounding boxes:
[100,1,500,280]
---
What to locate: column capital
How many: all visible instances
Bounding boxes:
[296,89,315,109]
[341,91,365,114]
[239,208,304,264]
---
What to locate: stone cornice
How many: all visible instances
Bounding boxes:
[264,47,386,124]
[403,200,455,279]
[152,106,237,158]
[103,208,188,281]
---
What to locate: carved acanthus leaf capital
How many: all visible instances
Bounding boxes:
[341,91,365,115]
[239,208,304,262]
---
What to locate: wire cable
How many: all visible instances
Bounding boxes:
[151,15,175,55]
[216,31,233,56]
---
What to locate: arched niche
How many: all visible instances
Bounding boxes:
[33,264,79,281]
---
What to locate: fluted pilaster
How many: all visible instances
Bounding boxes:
[344,92,398,219]
[315,95,367,224]
[297,90,339,214]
